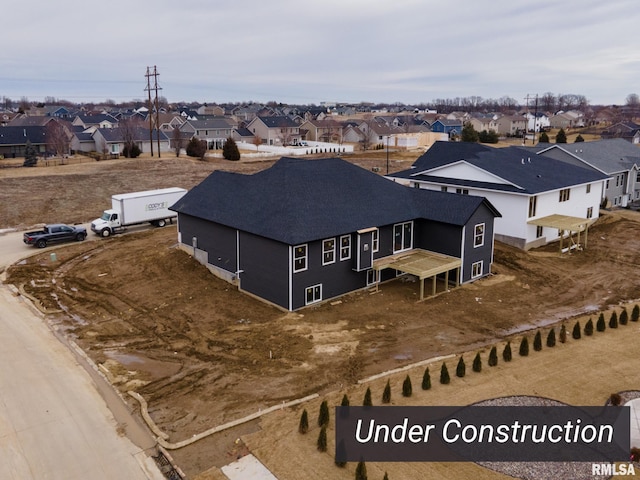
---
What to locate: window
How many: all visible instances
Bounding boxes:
[414,183,420,189]
[616,175,620,187]
[471,261,483,279]
[536,225,543,238]
[372,229,379,253]
[474,223,485,248]
[441,186,448,192]
[456,188,469,195]
[305,284,322,305]
[606,179,610,189]
[340,235,351,261]
[322,239,335,265]
[559,188,570,202]
[393,221,413,253]
[293,244,307,272]
[586,184,591,194]
[587,207,593,219]
[366,269,379,286]
[528,195,537,218]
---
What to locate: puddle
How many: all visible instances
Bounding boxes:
[104,350,182,379]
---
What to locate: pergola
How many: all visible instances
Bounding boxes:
[372,249,462,300]
[527,214,594,253]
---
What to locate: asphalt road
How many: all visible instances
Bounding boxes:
[0,227,165,480]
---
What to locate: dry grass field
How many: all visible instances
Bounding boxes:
[3,150,640,479]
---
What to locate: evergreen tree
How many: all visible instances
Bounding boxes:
[355,460,368,480]
[318,400,329,427]
[632,305,640,322]
[546,328,556,347]
[382,380,391,404]
[559,324,567,343]
[341,394,350,407]
[461,122,479,142]
[363,387,372,407]
[584,318,594,336]
[555,128,567,143]
[488,346,498,366]
[317,425,327,452]
[503,341,512,362]
[222,137,241,161]
[298,409,309,434]
[402,375,413,397]
[456,356,466,377]
[383,472,389,480]
[472,352,482,372]
[597,313,606,332]
[422,367,431,390]
[609,311,618,329]
[539,131,550,143]
[572,321,581,339]
[479,130,499,143]
[533,331,542,351]
[620,309,629,325]
[186,137,207,159]
[519,337,529,356]
[23,140,38,167]
[574,134,585,142]
[440,362,451,384]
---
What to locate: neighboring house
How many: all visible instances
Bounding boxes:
[92,126,170,156]
[495,115,527,136]
[549,112,578,130]
[72,113,119,130]
[535,138,640,207]
[469,114,498,134]
[298,119,343,143]
[232,126,255,144]
[524,112,551,132]
[0,125,48,157]
[601,121,640,144]
[69,125,97,153]
[246,116,301,146]
[430,119,463,138]
[179,118,234,149]
[170,157,500,311]
[388,141,608,251]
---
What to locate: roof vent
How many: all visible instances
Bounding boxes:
[521,158,525,164]
[528,157,531,163]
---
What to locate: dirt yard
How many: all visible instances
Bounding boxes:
[4,152,640,478]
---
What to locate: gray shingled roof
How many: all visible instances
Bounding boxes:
[171,157,499,245]
[257,116,298,128]
[397,141,608,195]
[537,138,640,174]
[0,126,48,145]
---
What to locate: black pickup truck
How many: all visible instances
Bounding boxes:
[23,223,87,248]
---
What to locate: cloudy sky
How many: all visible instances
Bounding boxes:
[3,0,639,106]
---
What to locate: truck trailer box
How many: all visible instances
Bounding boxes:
[112,188,187,225]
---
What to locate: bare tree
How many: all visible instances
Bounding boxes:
[252,135,263,152]
[171,126,183,157]
[45,120,70,157]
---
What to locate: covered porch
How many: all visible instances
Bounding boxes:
[527,214,594,254]
[372,249,462,300]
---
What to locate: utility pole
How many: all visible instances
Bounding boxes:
[145,66,162,157]
[524,94,538,145]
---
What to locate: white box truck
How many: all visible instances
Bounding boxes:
[91,187,187,237]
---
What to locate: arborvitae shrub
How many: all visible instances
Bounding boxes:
[572,321,581,340]
[402,375,413,397]
[488,346,498,366]
[472,352,482,372]
[422,367,431,390]
[440,363,450,384]
[503,342,512,362]
[317,425,327,452]
[620,308,628,325]
[341,394,350,407]
[318,400,329,427]
[584,318,594,336]
[609,312,618,329]
[533,331,542,351]
[546,328,556,347]
[456,356,466,378]
[519,337,529,356]
[382,380,391,404]
[632,305,640,322]
[363,387,372,407]
[355,460,368,480]
[597,313,606,332]
[559,324,567,343]
[610,393,622,406]
[298,409,309,434]
[383,473,389,480]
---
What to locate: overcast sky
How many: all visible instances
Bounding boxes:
[3,0,639,106]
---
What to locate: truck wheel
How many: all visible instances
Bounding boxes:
[157,219,166,227]
[36,239,47,248]
[76,233,86,241]
[101,228,111,238]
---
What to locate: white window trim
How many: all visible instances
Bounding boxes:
[322,238,336,265]
[366,269,379,286]
[393,221,413,254]
[474,223,485,248]
[293,244,308,273]
[372,228,379,253]
[471,261,483,279]
[305,284,322,305]
[339,235,351,261]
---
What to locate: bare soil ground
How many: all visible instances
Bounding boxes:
[4,152,640,478]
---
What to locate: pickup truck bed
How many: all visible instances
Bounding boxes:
[23,223,87,248]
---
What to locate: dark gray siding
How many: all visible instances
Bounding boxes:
[460,203,496,282]
[179,214,237,273]
[239,233,289,309]
[414,220,462,257]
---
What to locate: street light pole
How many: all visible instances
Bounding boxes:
[386,135,389,174]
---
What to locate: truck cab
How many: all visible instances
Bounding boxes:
[91,209,120,237]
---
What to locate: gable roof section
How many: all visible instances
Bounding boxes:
[396,141,607,194]
[537,138,640,174]
[0,126,48,145]
[257,116,298,128]
[171,157,499,245]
